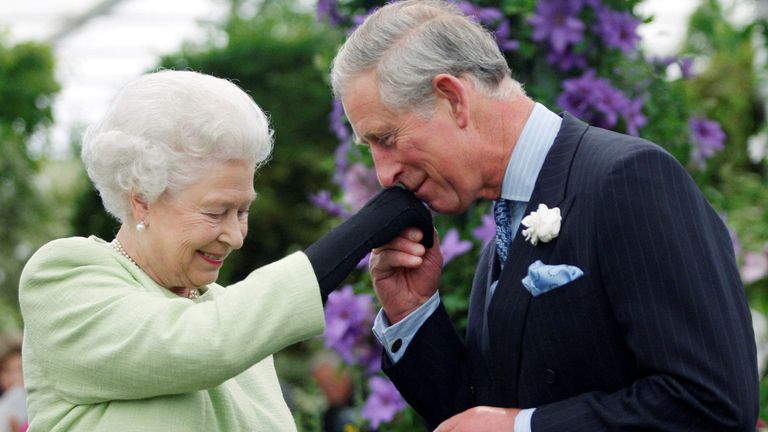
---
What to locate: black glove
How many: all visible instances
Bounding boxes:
[305,187,434,303]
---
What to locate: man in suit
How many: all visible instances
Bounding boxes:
[330,0,759,430]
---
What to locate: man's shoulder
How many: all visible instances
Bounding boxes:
[574,125,675,173]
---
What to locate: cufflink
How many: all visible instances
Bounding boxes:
[391,339,403,353]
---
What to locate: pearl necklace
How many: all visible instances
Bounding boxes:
[111,239,200,300]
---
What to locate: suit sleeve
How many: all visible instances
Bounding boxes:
[19,239,324,404]
[382,302,473,429]
[531,148,759,431]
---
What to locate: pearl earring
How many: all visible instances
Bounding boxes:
[136,221,146,232]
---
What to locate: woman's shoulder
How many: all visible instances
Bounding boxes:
[24,236,114,273]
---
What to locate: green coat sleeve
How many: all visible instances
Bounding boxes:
[19,237,324,404]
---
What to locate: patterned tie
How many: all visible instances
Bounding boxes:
[494,199,514,264]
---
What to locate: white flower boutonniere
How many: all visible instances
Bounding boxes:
[521,204,561,246]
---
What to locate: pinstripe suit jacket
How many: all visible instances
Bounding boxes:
[383,113,759,431]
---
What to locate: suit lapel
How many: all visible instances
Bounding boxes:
[485,113,588,404]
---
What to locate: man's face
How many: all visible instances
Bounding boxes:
[342,72,486,214]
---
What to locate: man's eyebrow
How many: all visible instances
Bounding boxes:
[352,131,367,146]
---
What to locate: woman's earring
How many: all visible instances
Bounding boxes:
[136,221,146,232]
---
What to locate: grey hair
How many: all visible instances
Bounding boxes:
[330,0,524,115]
[81,70,273,223]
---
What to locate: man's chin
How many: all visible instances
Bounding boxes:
[425,199,466,215]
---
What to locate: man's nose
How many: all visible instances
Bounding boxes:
[370,147,399,187]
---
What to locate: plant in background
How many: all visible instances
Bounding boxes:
[311,0,768,429]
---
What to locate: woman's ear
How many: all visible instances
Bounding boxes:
[432,74,470,128]
[129,192,150,227]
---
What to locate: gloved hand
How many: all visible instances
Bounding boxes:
[305,187,433,302]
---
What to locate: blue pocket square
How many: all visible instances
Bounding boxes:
[521,260,584,296]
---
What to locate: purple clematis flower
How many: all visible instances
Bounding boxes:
[622,96,647,137]
[358,339,383,374]
[457,1,503,24]
[472,213,497,245]
[678,57,696,79]
[689,116,726,161]
[494,20,520,52]
[594,7,641,53]
[324,286,376,366]
[529,0,585,54]
[558,70,633,130]
[330,99,350,143]
[441,228,473,265]
[316,0,344,26]
[361,376,408,430]
[546,49,587,71]
[342,163,380,213]
[310,190,350,219]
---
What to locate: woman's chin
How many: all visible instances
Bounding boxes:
[192,271,220,287]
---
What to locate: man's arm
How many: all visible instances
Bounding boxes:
[369,229,476,427]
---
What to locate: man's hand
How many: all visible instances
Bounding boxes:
[369,227,443,324]
[434,406,520,432]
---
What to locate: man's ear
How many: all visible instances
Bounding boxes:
[432,74,470,128]
[129,192,151,226]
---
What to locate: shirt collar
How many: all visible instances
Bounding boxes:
[500,103,563,202]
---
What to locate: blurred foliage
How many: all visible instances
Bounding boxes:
[0,37,59,330]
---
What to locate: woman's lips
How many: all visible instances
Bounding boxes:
[198,251,224,265]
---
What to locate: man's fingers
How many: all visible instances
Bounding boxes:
[370,248,424,275]
[373,233,426,256]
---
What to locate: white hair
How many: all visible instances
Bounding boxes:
[330,0,524,115]
[81,70,273,223]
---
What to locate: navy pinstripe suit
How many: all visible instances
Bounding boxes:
[383,113,759,431]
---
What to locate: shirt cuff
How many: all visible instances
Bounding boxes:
[371,292,440,364]
[514,408,535,432]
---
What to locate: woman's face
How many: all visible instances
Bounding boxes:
[138,159,256,290]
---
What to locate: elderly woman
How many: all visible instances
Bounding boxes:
[19,70,432,431]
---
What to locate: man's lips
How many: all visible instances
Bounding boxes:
[411,179,427,200]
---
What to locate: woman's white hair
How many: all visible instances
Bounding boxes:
[81,70,273,223]
[330,0,524,115]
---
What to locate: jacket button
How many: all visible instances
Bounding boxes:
[544,369,557,384]
[391,339,403,353]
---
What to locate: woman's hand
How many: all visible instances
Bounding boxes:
[369,228,443,324]
[305,187,433,302]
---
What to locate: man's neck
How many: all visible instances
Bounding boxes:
[475,94,536,200]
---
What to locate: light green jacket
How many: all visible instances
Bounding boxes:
[19,236,324,431]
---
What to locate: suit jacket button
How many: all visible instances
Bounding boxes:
[391,339,403,353]
[544,369,557,384]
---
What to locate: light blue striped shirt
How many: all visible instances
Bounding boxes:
[371,103,562,431]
